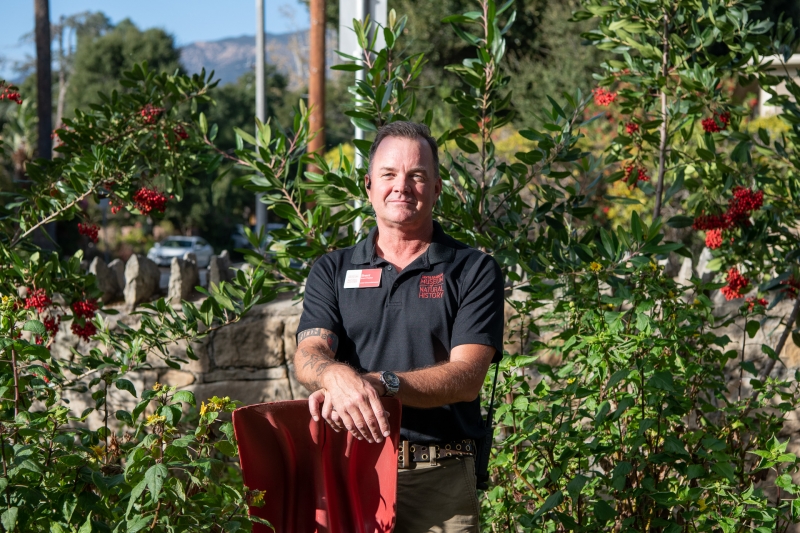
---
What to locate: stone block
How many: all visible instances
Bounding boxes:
[89,257,120,303]
[212,314,285,368]
[187,378,293,407]
[208,250,233,287]
[168,253,199,304]
[283,313,301,362]
[202,366,287,383]
[158,369,196,388]
[108,259,126,293]
[286,362,309,400]
[124,254,160,307]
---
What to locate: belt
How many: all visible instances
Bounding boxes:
[398,439,475,468]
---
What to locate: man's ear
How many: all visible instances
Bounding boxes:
[365,176,371,190]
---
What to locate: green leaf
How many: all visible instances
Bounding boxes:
[792,331,800,348]
[533,490,563,519]
[115,379,137,398]
[78,513,92,533]
[1,507,18,531]
[215,440,238,457]
[594,500,616,521]
[199,113,208,136]
[145,463,168,503]
[746,320,760,339]
[647,371,675,392]
[172,390,196,407]
[712,461,735,481]
[234,127,257,146]
[455,136,479,154]
[23,320,46,336]
[667,215,693,228]
[115,410,133,425]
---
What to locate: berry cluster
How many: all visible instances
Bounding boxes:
[705,228,723,249]
[71,298,98,319]
[44,315,61,336]
[623,163,650,183]
[625,122,639,135]
[592,88,617,107]
[24,288,51,313]
[701,111,731,133]
[140,104,164,125]
[781,276,800,300]
[71,322,98,342]
[173,124,189,141]
[0,83,22,105]
[721,267,749,301]
[78,223,99,243]
[726,186,764,226]
[693,187,764,249]
[133,187,168,215]
[746,297,768,312]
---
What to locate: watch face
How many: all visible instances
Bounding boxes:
[385,372,400,389]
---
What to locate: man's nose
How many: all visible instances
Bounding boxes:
[392,177,412,193]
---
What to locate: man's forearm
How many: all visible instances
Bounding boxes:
[367,361,484,409]
[294,328,350,391]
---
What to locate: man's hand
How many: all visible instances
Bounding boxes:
[295,328,391,443]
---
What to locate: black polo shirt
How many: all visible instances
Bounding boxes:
[297,221,504,443]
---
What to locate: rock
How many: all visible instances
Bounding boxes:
[212,314,285,368]
[187,378,293,407]
[89,257,120,303]
[676,257,694,287]
[696,248,715,283]
[208,250,232,287]
[167,253,199,304]
[283,313,302,362]
[158,369,196,388]
[202,366,287,383]
[108,259,126,293]
[123,254,160,307]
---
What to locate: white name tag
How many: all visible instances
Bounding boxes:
[344,268,382,288]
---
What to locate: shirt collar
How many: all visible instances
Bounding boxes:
[350,221,456,266]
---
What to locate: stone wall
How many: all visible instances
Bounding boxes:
[54,296,306,430]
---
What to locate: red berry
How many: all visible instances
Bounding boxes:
[622,162,649,183]
[140,104,164,125]
[24,288,51,313]
[71,321,97,342]
[592,88,617,106]
[746,297,768,312]
[726,186,763,226]
[721,267,749,300]
[43,315,60,337]
[705,228,723,249]
[0,83,22,105]
[625,122,639,135]
[77,223,99,243]
[701,111,731,133]
[71,299,98,320]
[132,187,168,215]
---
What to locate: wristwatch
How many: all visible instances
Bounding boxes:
[379,371,400,397]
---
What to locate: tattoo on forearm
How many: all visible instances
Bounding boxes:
[299,347,341,390]
[297,328,339,353]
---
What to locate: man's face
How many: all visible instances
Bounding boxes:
[367,136,441,229]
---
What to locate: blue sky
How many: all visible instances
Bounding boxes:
[0,0,310,79]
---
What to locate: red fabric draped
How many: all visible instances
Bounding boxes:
[233,399,401,533]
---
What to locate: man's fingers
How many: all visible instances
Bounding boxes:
[367,395,391,440]
[308,390,325,422]
[321,392,338,431]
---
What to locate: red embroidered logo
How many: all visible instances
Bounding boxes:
[419,273,444,299]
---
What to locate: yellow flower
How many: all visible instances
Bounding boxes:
[567,377,576,384]
[697,498,707,511]
[693,298,701,306]
[199,402,208,416]
[145,414,166,426]
[589,262,602,272]
[152,382,162,392]
[89,444,105,458]
[247,489,265,507]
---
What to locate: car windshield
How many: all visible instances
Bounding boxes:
[161,239,193,248]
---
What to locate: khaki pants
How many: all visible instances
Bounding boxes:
[395,456,480,533]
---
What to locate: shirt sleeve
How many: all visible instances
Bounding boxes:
[450,253,505,362]
[297,255,343,341]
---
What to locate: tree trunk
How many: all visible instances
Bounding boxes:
[54,15,69,150]
[307,0,326,173]
[653,11,670,220]
[35,0,52,161]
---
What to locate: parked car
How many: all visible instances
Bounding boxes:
[147,236,214,267]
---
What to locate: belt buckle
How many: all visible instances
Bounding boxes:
[429,445,438,467]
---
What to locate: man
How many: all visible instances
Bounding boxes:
[294,121,504,533]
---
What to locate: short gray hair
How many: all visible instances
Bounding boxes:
[367,121,439,178]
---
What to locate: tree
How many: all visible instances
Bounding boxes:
[65,18,181,114]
